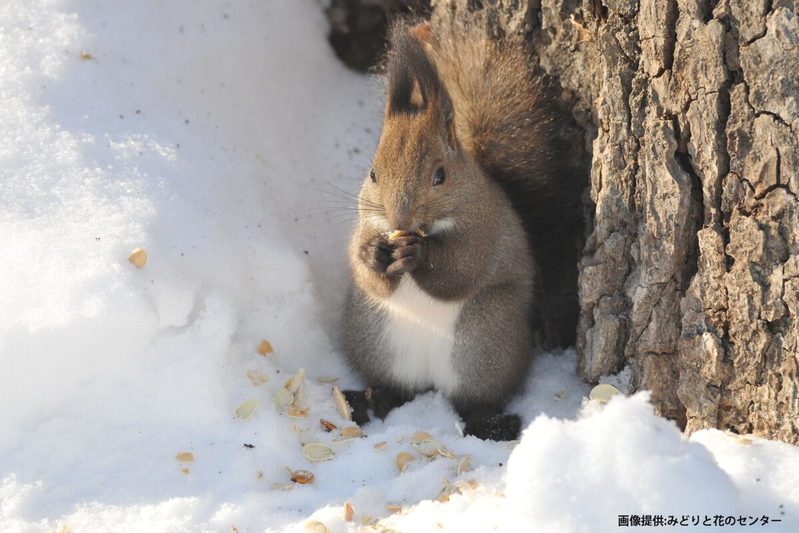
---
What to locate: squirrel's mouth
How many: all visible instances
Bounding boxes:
[385,227,428,241]
[377,218,455,238]
[367,212,454,237]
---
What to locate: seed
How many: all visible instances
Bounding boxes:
[175,452,194,463]
[332,385,352,421]
[340,426,365,439]
[437,444,456,459]
[287,405,309,418]
[411,439,441,458]
[395,451,415,473]
[246,369,270,385]
[128,248,147,268]
[456,456,472,475]
[343,501,355,522]
[284,368,305,394]
[235,399,259,420]
[320,418,337,432]
[304,521,327,533]
[303,443,335,462]
[387,230,406,241]
[589,383,621,404]
[256,339,273,355]
[289,469,315,484]
[410,431,432,443]
[274,388,294,408]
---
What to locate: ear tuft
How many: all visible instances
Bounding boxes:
[385,21,449,118]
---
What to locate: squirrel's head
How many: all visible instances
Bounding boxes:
[358,22,475,235]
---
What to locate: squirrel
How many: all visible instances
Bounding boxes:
[341,13,583,441]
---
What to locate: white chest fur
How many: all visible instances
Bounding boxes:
[376,276,463,394]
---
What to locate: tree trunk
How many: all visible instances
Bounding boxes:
[328,0,799,444]
[432,0,799,443]
[435,0,798,442]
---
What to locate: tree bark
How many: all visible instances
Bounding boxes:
[328,0,799,444]
[439,0,798,442]
[432,0,799,443]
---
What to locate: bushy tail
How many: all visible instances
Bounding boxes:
[422,14,586,348]
[427,18,556,188]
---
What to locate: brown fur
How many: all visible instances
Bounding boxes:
[341,15,583,439]
[425,15,583,346]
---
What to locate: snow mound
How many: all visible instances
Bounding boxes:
[376,394,798,533]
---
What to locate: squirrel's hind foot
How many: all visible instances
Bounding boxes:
[462,411,521,441]
[342,387,414,425]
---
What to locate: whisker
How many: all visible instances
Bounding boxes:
[312,182,385,211]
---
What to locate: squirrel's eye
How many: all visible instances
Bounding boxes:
[369,168,377,183]
[433,166,446,186]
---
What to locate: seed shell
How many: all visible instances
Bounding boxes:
[395,451,415,473]
[340,426,365,439]
[128,248,147,268]
[343,501,355,522]
[411,439,441,458]
[410,431,432,443]
[589,383,621,404]
[289,469,315,484]
[456,456,472,475]
[256,339,273,355]
[284,368,305,394]
[235,399,259,420]
[303,443,336,462]
[332,385,352,421]
[274,388,294,408]
[246,369,270,385]
[320,418,337,432]
[175,452,194,463]
[304,521,327,533]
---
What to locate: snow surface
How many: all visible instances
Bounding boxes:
[1,1,797,532]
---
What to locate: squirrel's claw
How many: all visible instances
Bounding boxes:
[386,234,427,276]
[360,236,393,274]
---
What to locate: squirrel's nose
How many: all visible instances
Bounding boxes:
[389,198,414,231]
[392,214,414,232]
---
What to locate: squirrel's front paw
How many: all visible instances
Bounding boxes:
[359,235,393,275]
[386,234,427,276]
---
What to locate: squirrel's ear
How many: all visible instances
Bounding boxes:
[386,22,448,116]
[386,22,458,147]
[408,78,425,108]
[386,32,428,114]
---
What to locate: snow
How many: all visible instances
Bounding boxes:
[374,395,799,532]
[0,1,797,532]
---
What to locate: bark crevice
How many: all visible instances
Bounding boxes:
[525,0,798,443]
